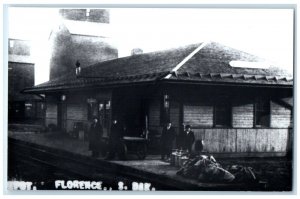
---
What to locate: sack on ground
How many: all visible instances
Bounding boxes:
[227,165,257,183]
[177,155,235,183]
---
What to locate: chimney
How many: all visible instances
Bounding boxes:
[131,48,143,55]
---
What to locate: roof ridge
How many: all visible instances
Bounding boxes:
[164,41,210,79]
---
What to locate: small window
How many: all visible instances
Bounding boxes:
[214,100,231,127]
[255,98,270,127]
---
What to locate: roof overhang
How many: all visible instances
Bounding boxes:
[162,79,293,89]
[22,76,293,95]
[161,78,293,89]
[22,80,159,94]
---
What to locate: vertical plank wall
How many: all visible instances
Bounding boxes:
[192,128,289,154]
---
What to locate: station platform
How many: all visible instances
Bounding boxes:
[7,130,292,191]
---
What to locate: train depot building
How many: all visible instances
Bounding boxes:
[23,41,293,158]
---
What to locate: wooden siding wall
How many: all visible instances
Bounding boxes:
[66,102,88,132]
[271,101,292,128]
[192,128,289,155]
[182,97,292,129]
[183,105,213,127]
[45,102,57,127]
[232,103,254,128]
[179,96,292,156]
[64,91,111,133]
[148,100,180,133]
[45,91,111,133]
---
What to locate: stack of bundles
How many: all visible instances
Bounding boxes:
[171,149,189,167]
[176,155,235,183]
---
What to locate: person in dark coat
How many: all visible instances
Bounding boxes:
[160,122,176,160]
[182,125,195,153]
[105,119,125,160]
[89,117,103,157]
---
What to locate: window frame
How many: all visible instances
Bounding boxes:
[213,97,232,128]
[254,97,271,128]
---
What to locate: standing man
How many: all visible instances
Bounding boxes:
[89,117,103,157]
[160,121,176,161]
[105,118,125,160]
[183,125,195,154]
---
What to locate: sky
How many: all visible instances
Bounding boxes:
[8,7,294,85]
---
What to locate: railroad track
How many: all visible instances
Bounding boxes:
[8,138,178,190]
[8,138,268,191]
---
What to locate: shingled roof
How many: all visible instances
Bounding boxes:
[23,42,293,93]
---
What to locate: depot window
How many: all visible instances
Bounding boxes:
[214,98,232,127]
[254,98,270,127]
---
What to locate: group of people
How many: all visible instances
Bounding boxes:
[88,117,199,161]
[160,121,196,161]
[88,117,125,159]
